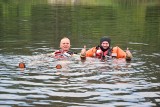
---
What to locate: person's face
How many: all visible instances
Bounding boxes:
[60,38,70,51]
[101,41,109,49]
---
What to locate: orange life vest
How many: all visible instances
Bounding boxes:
[95,47,112,59]
[85,46,127,59]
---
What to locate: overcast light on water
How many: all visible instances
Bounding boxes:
[0,0,160,107]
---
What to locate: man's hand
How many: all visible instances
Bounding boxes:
[80,45,86,57]
[80,46,86,61]
[126,48,133,61]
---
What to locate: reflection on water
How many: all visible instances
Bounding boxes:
[0,51,160,106]
[0,0,160,107]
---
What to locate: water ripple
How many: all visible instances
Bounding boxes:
[0,54,160,106]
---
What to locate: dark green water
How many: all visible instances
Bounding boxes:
[0,0,160,107]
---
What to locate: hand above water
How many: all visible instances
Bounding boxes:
[126,48,133,61]
[80,45,86,57]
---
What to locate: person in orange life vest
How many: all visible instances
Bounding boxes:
[80,37,132,61]
[50,37,74,59]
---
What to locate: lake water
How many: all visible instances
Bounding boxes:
[0,0,160,107]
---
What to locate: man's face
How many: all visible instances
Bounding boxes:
[60,38,70,51]
[101,41,109,49]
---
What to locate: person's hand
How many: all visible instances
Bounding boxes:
[81,45,86,56]
[126,48,133,61]
[80,45,86,61]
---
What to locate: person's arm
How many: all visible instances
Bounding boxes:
[80,46,97,58]
[112,46,132,60]
[86,47,97,57]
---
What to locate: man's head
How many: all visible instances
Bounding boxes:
[60,37,70,52]
[100,37,111,49]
